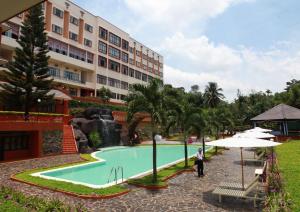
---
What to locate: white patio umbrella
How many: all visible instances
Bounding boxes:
[206,138,281,190]
[245,127,272,133]
[233,131,275,139]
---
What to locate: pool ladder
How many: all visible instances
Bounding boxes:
[107,166,124,185]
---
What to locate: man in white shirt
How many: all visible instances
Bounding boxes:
[196,148,204,177]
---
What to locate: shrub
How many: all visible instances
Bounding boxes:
[70,108,85,116]
[89,130,102,148]
[69,100,127,112]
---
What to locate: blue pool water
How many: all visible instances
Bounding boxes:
[34,145,209,188]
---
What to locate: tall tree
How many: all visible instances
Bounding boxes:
[204,82,224,108]
[0,4,52,119]
[97,86,112,104]
[126,79,164,182]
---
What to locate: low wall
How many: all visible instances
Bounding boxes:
[276,135,300,142]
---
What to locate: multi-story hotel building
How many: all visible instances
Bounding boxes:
[0,0,164,102]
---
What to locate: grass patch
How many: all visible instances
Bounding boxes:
[128,146,223,187]
[276,140,300,211]
[0,186,85,211]
[166,134,184,141]
[80,153,98,162]
[13,154,128,197]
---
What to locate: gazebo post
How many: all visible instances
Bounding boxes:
[240,147,245,190]
[285,120,289,136]
[253,122,257,128]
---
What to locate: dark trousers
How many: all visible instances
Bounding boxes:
[197,160,204,176]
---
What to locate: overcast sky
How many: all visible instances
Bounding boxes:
[74,0,300,101]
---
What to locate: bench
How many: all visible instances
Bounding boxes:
[213,181,259,207]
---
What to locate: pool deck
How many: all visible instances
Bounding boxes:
[0,148,264,211]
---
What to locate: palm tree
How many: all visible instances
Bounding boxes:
[204,82,224,108]
[126,79,164,182]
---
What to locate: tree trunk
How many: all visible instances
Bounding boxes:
[202,136,205,160]
[152,124,157,183]
[183,132,188,168]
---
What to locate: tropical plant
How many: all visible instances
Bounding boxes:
[89,130,102,148]
[204,82,224,108]
[97,86,112,104]
[126,79,164,182]
[0,4,53,120]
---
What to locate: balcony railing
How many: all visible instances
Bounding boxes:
[49,74,86,84]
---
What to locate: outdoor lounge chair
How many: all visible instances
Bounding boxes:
[243,151,265,165]
[219,174,260,190]
[212,181,260,207]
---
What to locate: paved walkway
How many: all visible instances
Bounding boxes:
[0,149,264,211]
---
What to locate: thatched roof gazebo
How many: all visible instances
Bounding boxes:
[251,104,300,136]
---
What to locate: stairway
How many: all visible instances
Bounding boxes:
[62,125,78,154]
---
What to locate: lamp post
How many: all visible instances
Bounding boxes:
[37,98,41,122]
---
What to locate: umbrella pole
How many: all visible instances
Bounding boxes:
[240,147,245,190]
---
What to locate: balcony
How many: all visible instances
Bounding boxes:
[50,74,84,83]
[48,51,95,71]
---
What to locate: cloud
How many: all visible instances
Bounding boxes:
[124,0,253,30]
[161,32,242,72]
[162,34,300,100]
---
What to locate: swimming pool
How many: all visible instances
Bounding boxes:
[32,145,210,188]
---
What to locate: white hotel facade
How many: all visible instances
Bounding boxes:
[0,0,163,102]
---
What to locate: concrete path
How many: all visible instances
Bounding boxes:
[0,148,264,211]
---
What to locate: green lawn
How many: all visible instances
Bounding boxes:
[276,140,300,210]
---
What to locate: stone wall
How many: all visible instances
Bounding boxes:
[42,130,63,155]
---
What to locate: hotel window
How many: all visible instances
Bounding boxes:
[160,63,163,68]
[98,56,107,68]
[70,16,79,25]
[129,58,135,65]
[135,70,141,80]
[108,46,120,59]
[52,24,63,35]
[69,31,78,41]
[53,7,63,18]
[4,22,20,39]
[64,70,80,82]
[121,52,128,63]
[97,74,107,85]
[121,81,128,90]
[84,38,92,47]
[143,65,147,70]
[69,45,86,61]
[142,73,147,82]
[108,78,120,88]
[109,32,121,47]
[129,68,134,77]
[69,88,77,96]
[48,67,60,78]
[122,39,129,51]
[129,47,133,53]
[85,23,93,33]
[87,52,94,64]
[136,61,141,67]
[136,50,141,57]
[121,65,128,75]
[48,37,68,55]
[111,92,117,99]
[108,60,120,72]
[99,27,107,40]
[98,41,107,54]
